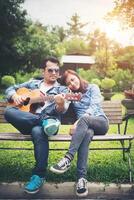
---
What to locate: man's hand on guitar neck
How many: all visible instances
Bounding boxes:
[54,94,66,112]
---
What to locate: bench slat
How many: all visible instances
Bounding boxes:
[0,101,123,124]
[0,132,133,141]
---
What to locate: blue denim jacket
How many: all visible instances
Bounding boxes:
[72,84,108,120]
[5,79,70,120]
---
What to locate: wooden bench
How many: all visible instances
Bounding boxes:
[0,100,133,182]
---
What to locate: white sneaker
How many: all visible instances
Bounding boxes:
[50,156,71,174]
[76,177,88,197]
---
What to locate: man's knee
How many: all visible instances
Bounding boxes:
[4,107,15,121]
[31,126,48,141]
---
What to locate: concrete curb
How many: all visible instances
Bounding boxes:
[0,182,134,199]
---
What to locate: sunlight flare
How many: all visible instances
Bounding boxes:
[99,20,134,46]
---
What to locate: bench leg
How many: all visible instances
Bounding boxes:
[127,140,133,183]
[123,119,128,135]
[128,151,132,183]
[120,140,133,183]
[120,140,126,161]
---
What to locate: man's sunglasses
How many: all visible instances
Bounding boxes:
[47,68,59,73]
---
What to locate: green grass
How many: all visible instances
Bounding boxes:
[0,119,133,183]
[0,92,133,183]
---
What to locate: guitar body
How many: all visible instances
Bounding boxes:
[8,87,82,113]
[8,88,41,112]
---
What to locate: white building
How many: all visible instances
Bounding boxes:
[61,54,95,73]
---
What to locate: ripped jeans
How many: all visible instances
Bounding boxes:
[67,114,109,179]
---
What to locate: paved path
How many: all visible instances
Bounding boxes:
[0,182,134,199]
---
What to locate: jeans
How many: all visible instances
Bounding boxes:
[4,107,49,178]
[67,114,109,179]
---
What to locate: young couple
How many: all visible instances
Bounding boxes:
[4,56,109,197]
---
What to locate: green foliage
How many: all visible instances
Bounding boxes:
[111,68,134,91]
[51,25,67,42]
[0,0,27,76]
[106,0,134,28]
[91,78,101,87]
[116,46,134,73]
[79,68,99,82]
[15,69,41,84]
[66,13,88,38]
[63,38,88,55]
[1,75,15,87]
[94,48,117,78]
[54,43,66,58]
[14,22,65,73]
[101,77,116,90]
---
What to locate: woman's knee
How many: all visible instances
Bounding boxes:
[78,114,90,125]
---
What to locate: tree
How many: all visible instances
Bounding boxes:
[63,38,88,55]
[0,0,27,76]
[106,0,134,28]
[66,13,88,38]
[94,47,117,78]
[87,29,108,53]
[87,29,121,54]
[14,22,62,73]
[51,25,67,42]
[116,46,134,73]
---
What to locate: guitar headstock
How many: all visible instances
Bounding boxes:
[64,93,82,101]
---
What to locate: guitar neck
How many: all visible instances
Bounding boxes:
[44,95,55,102]
[40,91,81,102]
[42,92,81,102]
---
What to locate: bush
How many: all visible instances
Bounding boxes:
[101,78,116,90]
[112,69,134,92]
[1,75,15,87]
[79,68,99,82]
[91,78,101,87]
[15,70,41,84]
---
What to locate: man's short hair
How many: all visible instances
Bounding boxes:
[41,56,60,69]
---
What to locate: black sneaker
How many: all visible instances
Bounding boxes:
[76,178,88,197]
[50,156,72,174]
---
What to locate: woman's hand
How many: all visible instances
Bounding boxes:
[69,126,76,135]
[69,120,78,135]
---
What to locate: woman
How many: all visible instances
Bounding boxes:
[50,70,109,197]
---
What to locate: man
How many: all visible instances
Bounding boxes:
[4,56,70,194]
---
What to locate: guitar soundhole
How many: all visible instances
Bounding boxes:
[23,97,30,105]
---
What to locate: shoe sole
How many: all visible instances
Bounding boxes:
[50,166,70,174]
[45,124,58,136]
[24,181,45,194]
[24,188,39,194]
[76,189,88,197]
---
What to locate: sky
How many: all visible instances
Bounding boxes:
[23,0,134,46]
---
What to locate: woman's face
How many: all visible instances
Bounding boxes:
[65,74,80,91]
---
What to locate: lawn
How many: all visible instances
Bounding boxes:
[0,120,133,183]
[0,93,133,183]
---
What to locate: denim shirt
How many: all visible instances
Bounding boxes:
[72,84,108,120]
[5,79,70,118]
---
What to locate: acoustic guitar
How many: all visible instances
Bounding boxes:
[8,87,82,112]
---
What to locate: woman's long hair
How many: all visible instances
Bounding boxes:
[60,70,88,93]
